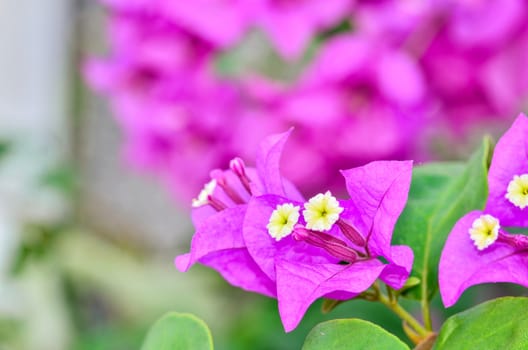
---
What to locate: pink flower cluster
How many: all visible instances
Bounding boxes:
[177,130,414,331]
[85,0,528,204]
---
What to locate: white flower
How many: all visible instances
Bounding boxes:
[267,203,300,241]
[469,214,500,251]
[303,191,343,231]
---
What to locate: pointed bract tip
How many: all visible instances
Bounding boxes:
[175,253,192,272]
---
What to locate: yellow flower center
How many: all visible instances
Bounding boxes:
[505,174,528,209]
[267,203,300,241]
[303,191,343,231]
[469,214,500,251]
[192,179,217,207]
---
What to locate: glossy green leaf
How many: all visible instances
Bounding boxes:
[393,138,492,300]
[141,312,213,350]
[434,297,528,350]
[302,319,410,350]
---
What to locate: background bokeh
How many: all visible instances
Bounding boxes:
[1,0,527,349]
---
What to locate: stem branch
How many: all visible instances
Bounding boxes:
[421,296,433,331]
[372,282,429,338]
[378,293,429,337]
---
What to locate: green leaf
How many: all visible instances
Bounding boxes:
[434,297,528,350]
[393,137,492,300]
[302,319,410,350]
[141,312,213,350]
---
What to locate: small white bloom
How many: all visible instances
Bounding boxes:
[505,174,528,209]
[303,191,343,231]
[192,179,217,207]
[469,214,500,251]
[267,203,300,241]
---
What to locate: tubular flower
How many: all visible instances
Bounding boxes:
[267,203,301,241]
[439,114,528,307]
[505,174,528,209]
[468,214,500,251]
[303,191,343,231]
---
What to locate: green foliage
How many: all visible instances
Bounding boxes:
[302,319,410,350]
[41,164,77,196]
[10,223,68,275]
[220,297,413,350]
[393,138,492,300]
[74,325,146,350]
[0,140,10,161]
[434,297,528,350]
[141,312,213,350]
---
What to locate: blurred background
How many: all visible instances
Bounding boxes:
[1,0,527,349]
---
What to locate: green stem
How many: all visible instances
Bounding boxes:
[372,282,428,337]
[386,284,396,303]
[421,296,433,331]
[378,293,429,337]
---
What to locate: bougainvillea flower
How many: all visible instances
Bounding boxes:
[354,0,528,133]
[243,160,414,331]
[439,114,528,307]
[252,0,353,60]
[160,0,251,48]
[175,130,303,296]
[287,33,427,157]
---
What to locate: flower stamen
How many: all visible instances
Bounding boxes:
[192,179,217,208]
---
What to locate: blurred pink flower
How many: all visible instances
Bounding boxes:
[256,34,428,190]
[355,0,528,132]
[85,0,528,206]
[251,0,353,60]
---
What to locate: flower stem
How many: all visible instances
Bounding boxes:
[378,293,429,337]
[421,296,433,331]
[372,282,429,339]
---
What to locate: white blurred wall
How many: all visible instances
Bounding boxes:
[0,0,73,349]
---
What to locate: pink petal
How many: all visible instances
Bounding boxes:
[259,8,314,60]
[379,245,414,290]
[175,206,247,272]
[376,50,425,106]
[255,129,303,201]
[449,0,525,49]
[486,114,528,226]
[200,249,276,297]
[162,0,249,47]
[276,259,385,332]
[303,34,371,85]
[341,161,413,257]
[175,205,275,296]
